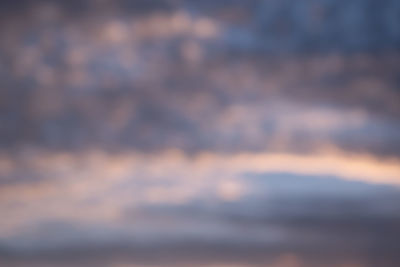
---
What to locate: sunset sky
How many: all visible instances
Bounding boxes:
[0,1,400,266]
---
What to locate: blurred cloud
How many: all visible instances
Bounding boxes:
[1,0,400,266]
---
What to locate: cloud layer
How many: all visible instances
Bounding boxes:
[1,1,400,266]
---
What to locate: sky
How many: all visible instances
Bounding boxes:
[0,0,400,266]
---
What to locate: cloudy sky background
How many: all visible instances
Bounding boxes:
[0,0,400,266]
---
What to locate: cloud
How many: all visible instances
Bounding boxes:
[0,149,399,238]
[1,170,400,266]
[1,1,400,266]
[1,0,400,157]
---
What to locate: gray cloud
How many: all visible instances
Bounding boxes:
[1,0,400,155]
[1,173,400,266]
[1,2,400,266]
